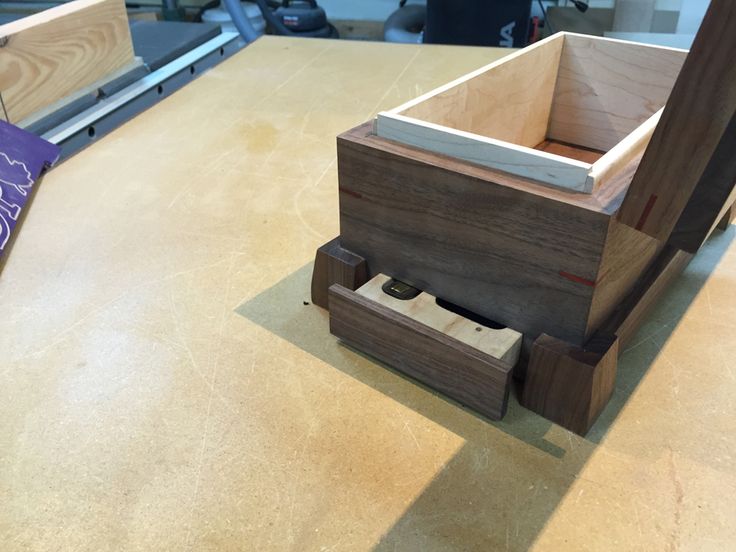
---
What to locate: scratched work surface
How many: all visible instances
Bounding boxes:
[1,37,735,551]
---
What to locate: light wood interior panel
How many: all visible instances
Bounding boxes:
[0,0,135,123]
[357,274,522,365]
[375,113,593,192]
[399,35,564,148]
[548,33,686,151]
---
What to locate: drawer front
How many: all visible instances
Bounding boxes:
[328,281,519,420]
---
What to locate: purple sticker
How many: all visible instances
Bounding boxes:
[0,120,60,257]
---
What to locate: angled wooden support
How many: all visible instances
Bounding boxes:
[616,0,736,249]
[310,236,368,309]
[521,334,618,436]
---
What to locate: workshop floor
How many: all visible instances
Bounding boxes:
[1,37,735,551]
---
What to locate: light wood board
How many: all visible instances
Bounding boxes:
[396,34,564,148]
[357,274,522,366]
[0,0,135,124]
[548,33,686,152]
[375,32,685,193]
[375,112,594,191]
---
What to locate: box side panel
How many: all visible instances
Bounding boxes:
[548,34,686,151]
[376,113,592,192]
[584,219,664,338]
[337,133,610,346]
[399,34,563,149]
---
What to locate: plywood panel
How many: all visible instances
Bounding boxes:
[548,33,686,151]
[396,34,564,149]
[376,112,593,192]
[0,0,135,123]
[585,219,663,338]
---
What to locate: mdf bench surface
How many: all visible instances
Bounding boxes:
[1,36,735,552]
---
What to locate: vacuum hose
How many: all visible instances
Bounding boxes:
[222,0,260,41]
[384,4,425,43]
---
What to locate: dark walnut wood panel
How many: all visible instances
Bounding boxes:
[595,245,694,348]
[617,0,736,246]
[328,284,514,421]
[585,220,664,339]
[310,236,368,309]
[521,333,619,435]
[337,124,613,346]
[668,114,736,252]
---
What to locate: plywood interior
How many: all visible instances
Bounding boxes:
[392,33,686,155]
[378,32,687,193]
[398,34,565,149]
[548,33,687,151]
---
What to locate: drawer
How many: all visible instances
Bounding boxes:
[328,274,522,420]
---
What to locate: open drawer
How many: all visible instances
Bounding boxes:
[375,32,687,192]
[328,274,522,420]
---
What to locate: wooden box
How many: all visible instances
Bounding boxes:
[319,4,736,434]
[375,33,687,192]
[337,34,691,351]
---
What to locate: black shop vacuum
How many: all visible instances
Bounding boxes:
[223,0,338,41]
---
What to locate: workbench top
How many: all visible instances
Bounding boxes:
[1,36,735,551]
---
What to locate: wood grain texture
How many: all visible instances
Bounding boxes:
[668,113,736,252]
[310,236,367,310]
[338,123,612,346]
[521,333,618,435]
[396,34,564,149]
[0,0,135,123]
[329,284,514,421]
[586,109,661,192]
[585,219,663,338]
[617,0,736,243]
[548,33,686,151]
[357,274,522,365]
[375,112,593,192]
[376,33,682,193]
[595,245,692,347]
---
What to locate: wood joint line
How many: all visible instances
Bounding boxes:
[339,187,362,199]
[558,270,597,287]
[635,194,659,230]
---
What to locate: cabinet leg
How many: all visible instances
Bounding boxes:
[521,334,618,436]
[310,236,368,310]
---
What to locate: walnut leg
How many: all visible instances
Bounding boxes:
[310,236,368,310]
[521,334,618,436]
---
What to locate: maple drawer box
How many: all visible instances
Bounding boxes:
[374,32,687,193]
